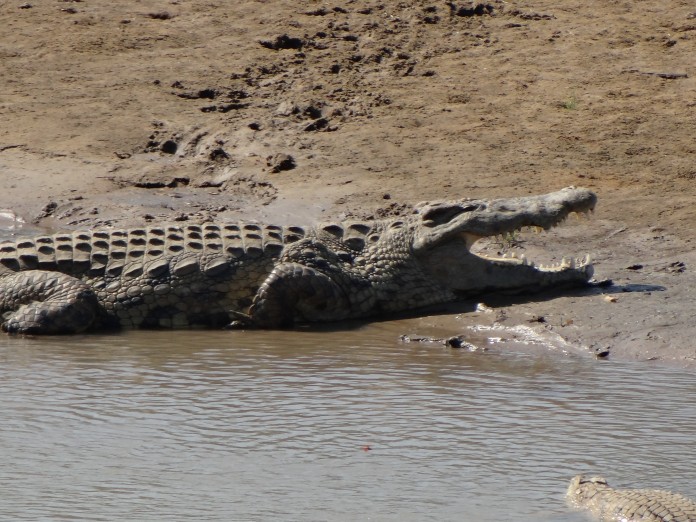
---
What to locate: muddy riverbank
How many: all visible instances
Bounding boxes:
[1,1,695,364]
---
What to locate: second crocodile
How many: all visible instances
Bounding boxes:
[567,474,696,521]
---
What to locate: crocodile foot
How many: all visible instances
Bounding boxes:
[225,311,256,329]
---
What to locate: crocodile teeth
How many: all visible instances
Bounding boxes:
[560,257,575,269]
[576,256,587,267]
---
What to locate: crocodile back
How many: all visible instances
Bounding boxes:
[568,475,696,522]
[0,223,308,278]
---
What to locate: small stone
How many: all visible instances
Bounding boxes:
[267,153,296,173]
[454,3,494,17]
[209,148,229,161]
[160,140,178,154]
[147,11,173,20]
[476,302,494,313]
[41,201,58,216]
[259,34,304,51]
[303,118,330,132]
[594,346,611,358]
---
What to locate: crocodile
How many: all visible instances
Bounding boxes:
[0,186,596,334]
[567,475,696,522]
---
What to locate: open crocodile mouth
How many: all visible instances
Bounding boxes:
[420,209,595,294]
[470,223,594,276]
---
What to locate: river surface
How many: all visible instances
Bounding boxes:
[1,320,695,521]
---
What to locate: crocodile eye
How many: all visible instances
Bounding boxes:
[421,203,479,225]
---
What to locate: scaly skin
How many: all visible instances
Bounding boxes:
[567,475,696,522]
[0,187,596,334]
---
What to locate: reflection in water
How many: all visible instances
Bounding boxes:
[1,325,695,521]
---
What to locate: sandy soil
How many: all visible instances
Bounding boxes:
[1,1,695,365]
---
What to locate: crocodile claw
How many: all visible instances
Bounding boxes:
[225,311,256,329]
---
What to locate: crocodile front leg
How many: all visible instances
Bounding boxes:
[247,262,351,328]
[0,270,100,334]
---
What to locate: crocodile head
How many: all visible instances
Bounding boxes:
[567,474,611,504]
[411,186,597,295]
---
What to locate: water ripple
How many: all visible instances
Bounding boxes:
[1,328,695,521]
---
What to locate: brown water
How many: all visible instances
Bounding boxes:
[1,320,695,521]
